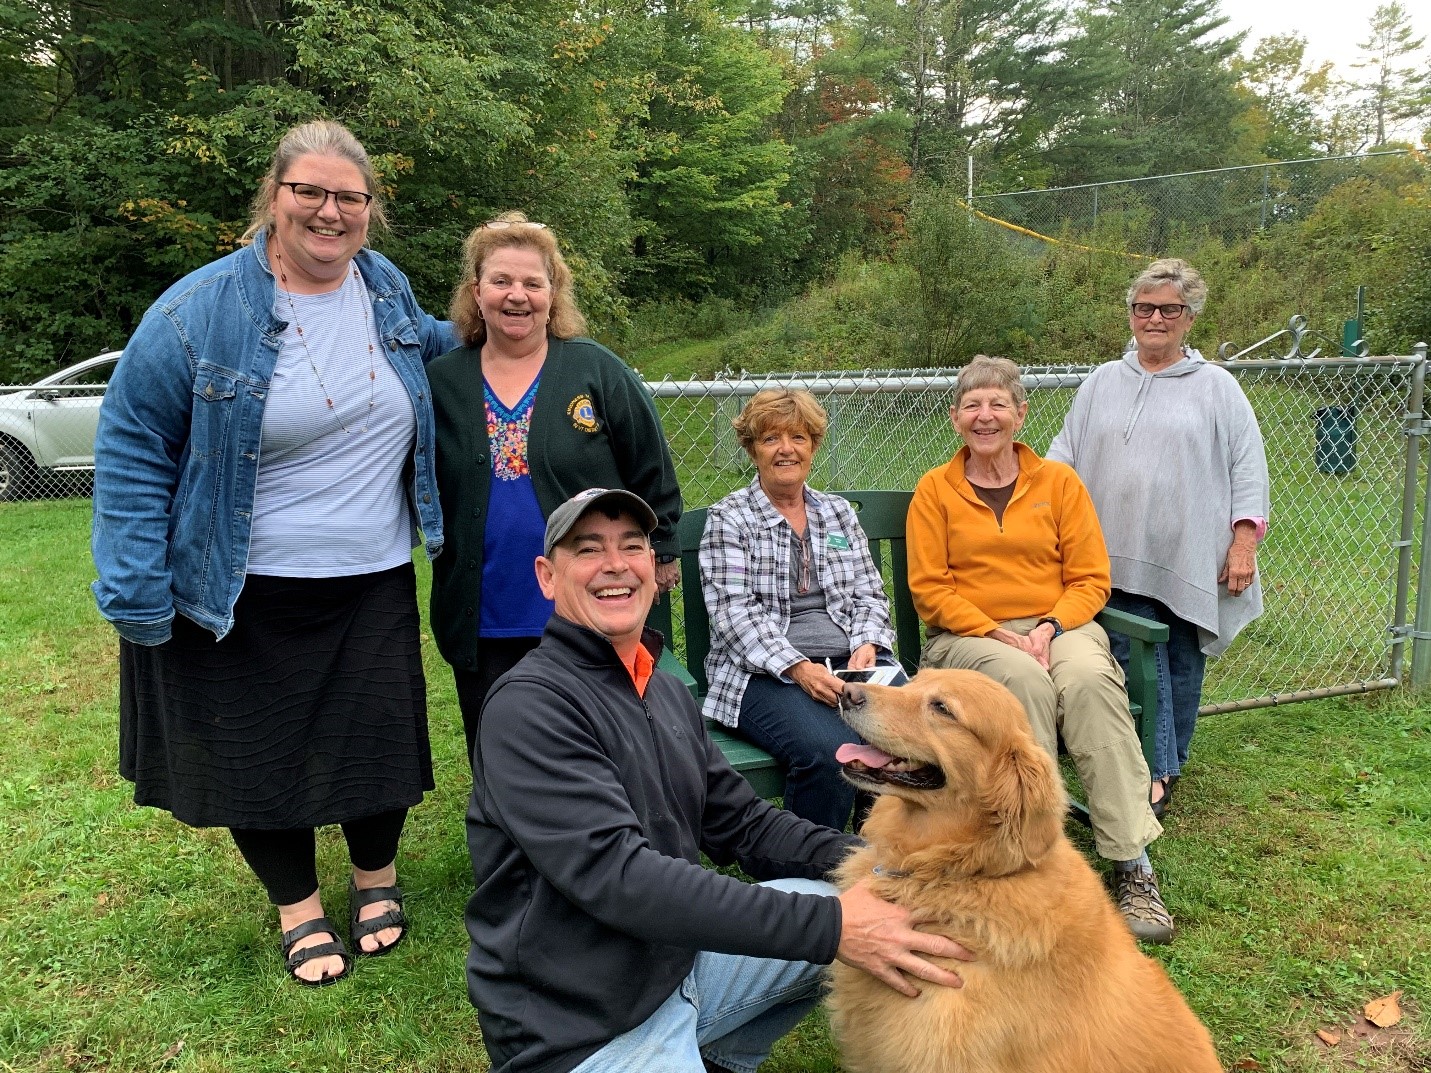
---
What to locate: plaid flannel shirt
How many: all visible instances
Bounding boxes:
[698,478,896,727]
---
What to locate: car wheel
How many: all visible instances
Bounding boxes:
[0,439,39,501]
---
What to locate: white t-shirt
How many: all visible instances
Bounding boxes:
[247,269,417,577]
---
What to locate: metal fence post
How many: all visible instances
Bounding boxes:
[825,392,843,488]
[1391,345,1427,682]
[1408,343,1431,688]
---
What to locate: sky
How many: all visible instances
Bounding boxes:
[1221,0,1426,75]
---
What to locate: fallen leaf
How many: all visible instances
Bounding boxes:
[1315,1028,1341,1046]
[1230,1060,1264,1071]
[1364,991,1403,1028]
[159,1041,184,1062]
[95,892,109,906]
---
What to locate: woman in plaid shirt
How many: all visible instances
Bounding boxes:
[699,389,900,831]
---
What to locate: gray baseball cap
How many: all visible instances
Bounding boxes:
[543,488,659,557]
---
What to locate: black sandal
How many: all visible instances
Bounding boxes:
[349,879,407,958]
[281,916,352,987]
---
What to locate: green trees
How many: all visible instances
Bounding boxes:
[1053,0,1246,183]
[622,0,795,299]
[0,0,807,375]
[1233,35,1337,161]
[1353,3,1430,147]
[2,0,1427,381]
[846,0,1089,188]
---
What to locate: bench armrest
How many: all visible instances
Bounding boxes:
[1096,606,1170,644]
[1095,606,1167,773]
[657,647,700,702]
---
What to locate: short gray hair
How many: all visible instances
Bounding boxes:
[954,355,1026,409]
[242,120,387,243]
[1126,258,1208,315]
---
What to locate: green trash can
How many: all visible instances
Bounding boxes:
[1315,405,1357,475]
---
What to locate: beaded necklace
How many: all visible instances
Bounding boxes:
[272,250,378,434]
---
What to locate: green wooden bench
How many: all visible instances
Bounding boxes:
[646,489,1169,820]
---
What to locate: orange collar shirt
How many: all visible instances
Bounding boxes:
[907,442,1112,638]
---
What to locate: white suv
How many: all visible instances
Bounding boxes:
[0,351,122,500]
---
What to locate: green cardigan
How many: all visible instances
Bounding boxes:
[427,336,682,671]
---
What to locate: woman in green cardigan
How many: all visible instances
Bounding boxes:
[427,213,682,765]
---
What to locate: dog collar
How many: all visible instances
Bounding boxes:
[873,864,912,878]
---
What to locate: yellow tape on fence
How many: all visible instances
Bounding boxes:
[957,199,1154,261]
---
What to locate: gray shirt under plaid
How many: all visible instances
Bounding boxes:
[698,478,896,728]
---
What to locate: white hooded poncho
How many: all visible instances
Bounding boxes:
[1047,348,1269,656]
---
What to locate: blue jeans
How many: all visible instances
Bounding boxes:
[1104,591,1207,781]
[569,878,836,1073]
[737,657,905,831]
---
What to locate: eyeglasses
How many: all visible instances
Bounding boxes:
[278,182,373,213]
[483,218,548,231]
[1130,302,1190,320]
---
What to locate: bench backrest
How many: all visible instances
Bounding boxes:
[646,489,924,688]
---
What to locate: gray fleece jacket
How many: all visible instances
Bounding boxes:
[1047,348,1269,655]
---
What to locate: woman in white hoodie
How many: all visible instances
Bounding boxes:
[1047,258,1269,819]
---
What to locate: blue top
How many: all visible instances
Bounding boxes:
[91,228,456,645]
[480,377,553,636]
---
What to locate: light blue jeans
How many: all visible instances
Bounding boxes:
[569,878,836,1073]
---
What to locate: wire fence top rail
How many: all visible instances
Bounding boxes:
[960,150,1428,256]
[970,150,1416,200]
[645,355,1422,396]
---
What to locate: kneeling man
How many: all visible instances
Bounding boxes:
[466,488,969,1073]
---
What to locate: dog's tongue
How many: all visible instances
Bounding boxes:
[836,743,897,769]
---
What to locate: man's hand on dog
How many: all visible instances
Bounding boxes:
[836,879,973,997]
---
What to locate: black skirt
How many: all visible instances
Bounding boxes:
[119,563,433,830]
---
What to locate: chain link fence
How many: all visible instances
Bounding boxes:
[6,349,1426,712]
[968,151,1419,256]
[650,353,1428,712]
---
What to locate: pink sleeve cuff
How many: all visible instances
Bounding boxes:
[1233,516,1268,542]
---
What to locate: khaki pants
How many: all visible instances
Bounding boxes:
[922,617,1161,861]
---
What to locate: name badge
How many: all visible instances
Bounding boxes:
[827,533,850,550]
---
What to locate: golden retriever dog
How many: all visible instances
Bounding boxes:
[828,669,1221,1073]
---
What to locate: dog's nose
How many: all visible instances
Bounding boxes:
[840,683,866,711]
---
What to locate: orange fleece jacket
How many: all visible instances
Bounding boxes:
[908,442,1111,637]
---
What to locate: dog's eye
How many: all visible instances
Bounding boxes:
[929,698,956,720]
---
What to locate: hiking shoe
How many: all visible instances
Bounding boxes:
[1114,867,1175,944]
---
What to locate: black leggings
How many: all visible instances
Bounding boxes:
[453,636,542,768]
[230,808,408,906]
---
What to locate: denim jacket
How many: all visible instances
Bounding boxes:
[91,230,455,645]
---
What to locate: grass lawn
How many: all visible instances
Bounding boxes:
[3,498,1428,1072]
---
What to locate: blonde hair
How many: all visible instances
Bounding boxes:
[449,212,587,346]
[732,388,830,455]
[953,355,1026,409]
[242,120,386,243]
[1126,257,1208,315]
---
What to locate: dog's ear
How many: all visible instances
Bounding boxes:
[978,740,1064,874]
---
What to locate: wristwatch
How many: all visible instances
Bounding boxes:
[1035,616,1064,639]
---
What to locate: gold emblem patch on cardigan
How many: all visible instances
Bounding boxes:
[567,394,600,432]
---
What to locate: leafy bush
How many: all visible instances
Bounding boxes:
[714,254,915,372]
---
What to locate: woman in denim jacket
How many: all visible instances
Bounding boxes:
[91,121,454,987]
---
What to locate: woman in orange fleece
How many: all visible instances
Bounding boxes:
[908,355,1172,945]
